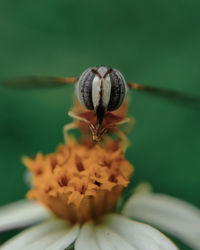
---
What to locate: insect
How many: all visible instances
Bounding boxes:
[3,65,200,147]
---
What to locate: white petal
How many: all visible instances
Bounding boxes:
[46,224,80,250]
[95,224,135,250]
[0,200,50,232]
[122,192,200,250]
[103,214,178,250]
[21,228,68,250]
[1,219,68,250]
[75,222,100,250]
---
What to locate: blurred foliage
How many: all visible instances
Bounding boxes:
[0,0,200,248]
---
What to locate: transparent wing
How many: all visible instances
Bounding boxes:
[1,76,78,89]
[127,82,200,109]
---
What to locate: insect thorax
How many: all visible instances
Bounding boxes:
[75,66,128,112]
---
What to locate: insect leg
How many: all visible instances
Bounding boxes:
[113,116,135,136]
[68,111,90,124]
[66,111,93,142]
[118,117,135,135]
[115,116,135,126]
[63,122,78,144]
[113,128,130,152]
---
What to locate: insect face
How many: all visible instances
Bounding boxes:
[75,66,128,125]
[5,64,200,144]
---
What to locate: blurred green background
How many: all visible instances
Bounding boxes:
[0,0,200,248]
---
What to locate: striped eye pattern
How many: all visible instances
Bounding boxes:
[75,66,128,112]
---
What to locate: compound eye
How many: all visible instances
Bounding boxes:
[76,66,128,112]
[107,69,127,111]
[75,67,96,110]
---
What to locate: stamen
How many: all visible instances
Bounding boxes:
[24,138,133,224]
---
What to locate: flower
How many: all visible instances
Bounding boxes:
[0,138,200,249]
[24,138,133,224]
[1,187,200,249]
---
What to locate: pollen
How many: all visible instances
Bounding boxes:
[23,138,133,224]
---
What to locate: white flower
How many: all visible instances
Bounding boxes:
[1,187,200,250]
[1,140,199,250]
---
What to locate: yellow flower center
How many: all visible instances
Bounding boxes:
[24,138,133,224]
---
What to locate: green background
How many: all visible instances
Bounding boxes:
[0,0,200,249]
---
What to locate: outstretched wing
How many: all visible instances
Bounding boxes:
[2,76,78,89]
[127,82,200,109]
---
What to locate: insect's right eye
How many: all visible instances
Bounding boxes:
[75,67,96,110]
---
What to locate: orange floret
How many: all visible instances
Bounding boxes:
[24,139,133,224]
